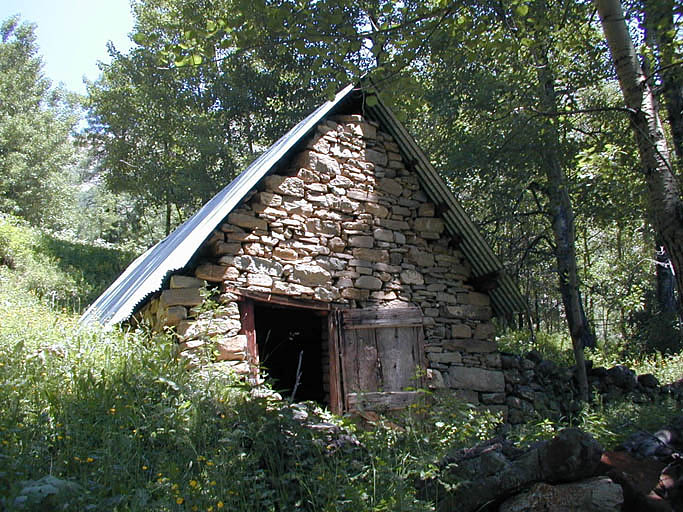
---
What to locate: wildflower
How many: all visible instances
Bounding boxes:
[217,501,224,509]
[86,457,94,463]
[210,481,216,486]
[142,465,148,470]
[189,480,198,488]
[172,483,179,491]
[176,497,184,505]
[206,461,214,467]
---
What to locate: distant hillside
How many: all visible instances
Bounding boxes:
[0,214,134,311]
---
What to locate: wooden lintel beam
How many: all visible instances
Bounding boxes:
[224,286,339,311]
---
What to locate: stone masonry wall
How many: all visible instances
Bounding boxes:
[140,114,507,410]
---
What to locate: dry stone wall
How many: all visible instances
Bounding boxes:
[140,113,506,409]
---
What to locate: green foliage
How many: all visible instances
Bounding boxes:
[0,16,81,229]
[496,329,575,366]
[0,262,504,511]
[87,0,332,234]
[508,395,682,449]
[0,214,133,309]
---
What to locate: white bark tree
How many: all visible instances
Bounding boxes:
[596,0,683,316]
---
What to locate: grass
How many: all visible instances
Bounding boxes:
[0,214,133,311]
[0,219,681,510]
[0,265,501,511]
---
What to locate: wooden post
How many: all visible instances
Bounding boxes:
[328,311,343,414]
[239,299,258,379]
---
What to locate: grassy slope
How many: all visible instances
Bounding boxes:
[0,217,681,511]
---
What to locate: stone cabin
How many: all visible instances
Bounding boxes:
[81,83,525,415]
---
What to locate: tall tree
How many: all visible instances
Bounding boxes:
[0,16,80,228]
[87,0,330,234]
[596,0,683,318]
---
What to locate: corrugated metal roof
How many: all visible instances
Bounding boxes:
[81,82,525,327]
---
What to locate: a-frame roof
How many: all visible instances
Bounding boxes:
[80,83,525,327]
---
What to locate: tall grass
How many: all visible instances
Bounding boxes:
[0,264,502,511]
[1,219,682,510]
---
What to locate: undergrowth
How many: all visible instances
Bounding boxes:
[0,272,502,511]
[0,214,132,310]
[1,220,682,510]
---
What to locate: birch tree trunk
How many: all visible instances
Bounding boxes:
[596,0,683,317]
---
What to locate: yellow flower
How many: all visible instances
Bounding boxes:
[176,497,184,505]
[86,457,94,463]
[208,507,214,512]
[206,461,214,467]
[142,465,148,470]
[172,483,179,491]
[217,501,224,509]
[209,481,216,486]
[189,480,198,488]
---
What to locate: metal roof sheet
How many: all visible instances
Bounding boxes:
[81,82,525,327]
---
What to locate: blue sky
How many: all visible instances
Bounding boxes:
[1,0,134,95]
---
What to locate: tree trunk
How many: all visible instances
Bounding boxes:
[655,243,677,314]
[533,42,592,401]
[643,0,683,160]
[596,0,683,318]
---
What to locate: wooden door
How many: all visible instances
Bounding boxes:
[334,306,426,412]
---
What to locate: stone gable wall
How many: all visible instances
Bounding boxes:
[141,114,507,410]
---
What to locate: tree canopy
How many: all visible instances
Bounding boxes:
[0,16,81,228]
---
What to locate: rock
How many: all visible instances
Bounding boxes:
[538,428,604,482]
[290,264,331,287]
[448,367,505,392]
[169,275,205,289]
[13,475,83,510]
[373,228,394,242]
[159,288,203,307]
[354,275,383,290]
[352,248,389,263]
[442,304,492,321]
[638,373,660,388]
[414,217,445,234]
[601,451,673,512]
[246,273,273,288]
[443,339,497,353]
[499,477,623,512]
[163,306,187,327]
[430,429,603,512]
[232,255,283,277]
[227,212,268,231]
[214,335,248,361]
[400,269,424,285]
[364,148,388,166]
[501,354,521,369]
[348,235,374,248]
[314,286,340,301]
[452,323,473,338]
[606,365,637,390]
[377,177,403,196]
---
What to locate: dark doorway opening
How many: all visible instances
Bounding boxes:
[254,302,327,404]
